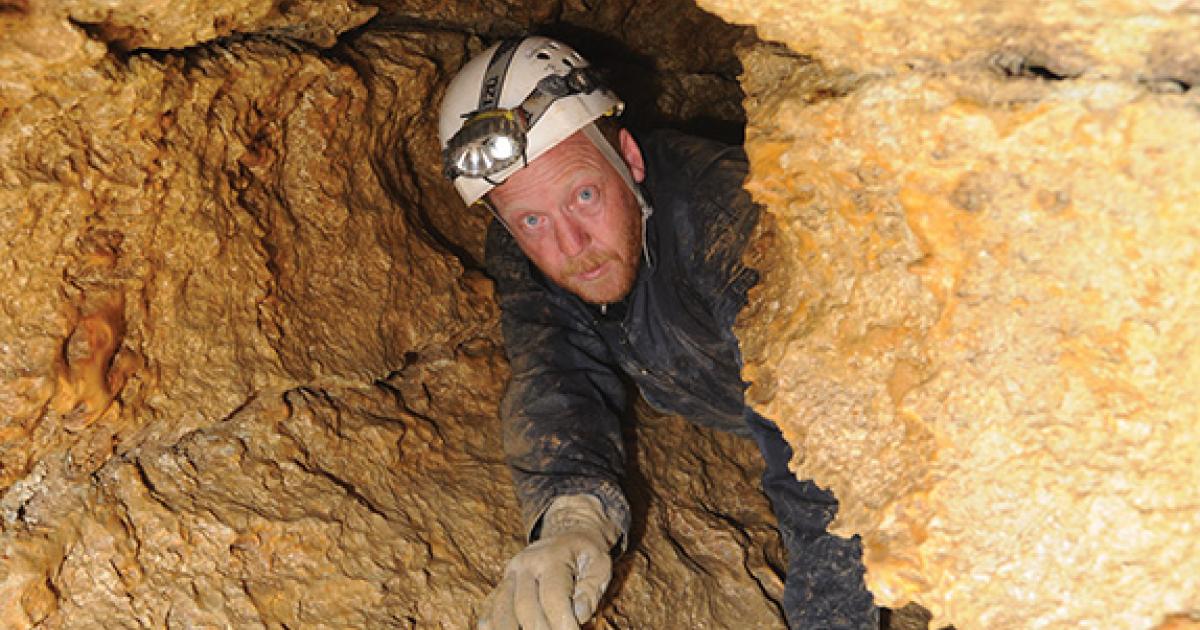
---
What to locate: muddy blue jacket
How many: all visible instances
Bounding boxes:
[485,129,761,538]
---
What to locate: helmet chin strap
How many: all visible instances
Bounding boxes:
[581,124,655,272]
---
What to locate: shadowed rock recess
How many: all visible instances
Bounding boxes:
[0,1,1196,630]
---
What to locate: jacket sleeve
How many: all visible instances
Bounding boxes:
[484,219,632,542]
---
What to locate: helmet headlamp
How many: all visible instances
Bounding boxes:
[442,67,604,182]
[443,109,529,181]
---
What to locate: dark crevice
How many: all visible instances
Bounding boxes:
[67,18,136,60]
[71,17,323,63]
[130,458,177,514]
[356,10,529,41]
[1021,63,1072,81]
[373,377,449,444]
[662,525,713,576]
[308,466,390,519]
[132,25,329,70]
[989,50,1081,81]
[1141,76,1193,94]
[181,29,324,65]
[535,22,750,145]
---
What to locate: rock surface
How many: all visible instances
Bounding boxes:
[1,1,793,628]
[698,0,1200,628]
[10,0,1196,627]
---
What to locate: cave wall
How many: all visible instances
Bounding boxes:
[0,1,791,628]
[7,0,1197,628]
[697,0,1200,628]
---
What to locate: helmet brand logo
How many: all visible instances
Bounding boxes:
[481,76,501,109]
[477,38,523,112]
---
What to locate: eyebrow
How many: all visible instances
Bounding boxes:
[499,167,605,216]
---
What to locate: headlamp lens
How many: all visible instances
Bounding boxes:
[454,146,493,178]
[443,109,527,180]
[486,135,518,161]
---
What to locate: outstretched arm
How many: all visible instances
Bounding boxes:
[487,218,632,541]
[480,219,631,630]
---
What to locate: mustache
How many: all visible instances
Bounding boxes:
[562,249,618,276]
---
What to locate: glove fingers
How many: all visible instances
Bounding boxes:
[479,575,519,630]
[514,568,553,630]
[571,551,613,623]
[538,560,580,630]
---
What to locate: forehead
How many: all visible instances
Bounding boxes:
[489,131,616,210]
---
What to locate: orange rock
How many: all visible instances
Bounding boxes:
[711,1,1200,627]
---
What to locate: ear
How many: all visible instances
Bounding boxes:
[618,129,646,183]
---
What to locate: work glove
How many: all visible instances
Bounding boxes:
[478,493,622,630]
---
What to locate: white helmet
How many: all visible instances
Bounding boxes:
[438,36,625,206]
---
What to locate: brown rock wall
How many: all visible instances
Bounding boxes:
[698,0,1200,627]
[0,29,484,495]
[600,403,786,629]
[0,2,787,628]
[700,0,1200,83]
[0,23,501,625]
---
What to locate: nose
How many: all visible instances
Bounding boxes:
[554,214,591,258]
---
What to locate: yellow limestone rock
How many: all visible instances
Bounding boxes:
[699,0,1200,627]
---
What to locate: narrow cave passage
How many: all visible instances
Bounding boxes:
[0,1,839,628]
[7,0,1198,628]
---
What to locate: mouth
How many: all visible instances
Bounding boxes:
[576,261,609,281]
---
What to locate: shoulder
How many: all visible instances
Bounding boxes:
[639,129,749,193]
[639,129,752,233]
[638,129,756,237]
[639,130,762,309]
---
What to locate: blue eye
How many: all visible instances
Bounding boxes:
[578,186,596,202]
[521,215,542,229]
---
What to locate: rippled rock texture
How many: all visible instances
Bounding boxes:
[701,0,1200,628]
[1,0,788,627]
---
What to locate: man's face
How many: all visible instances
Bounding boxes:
[489,128,646,305]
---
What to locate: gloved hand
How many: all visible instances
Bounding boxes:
[478,493,622,630]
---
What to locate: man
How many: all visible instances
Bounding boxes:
[437,36,878,629]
